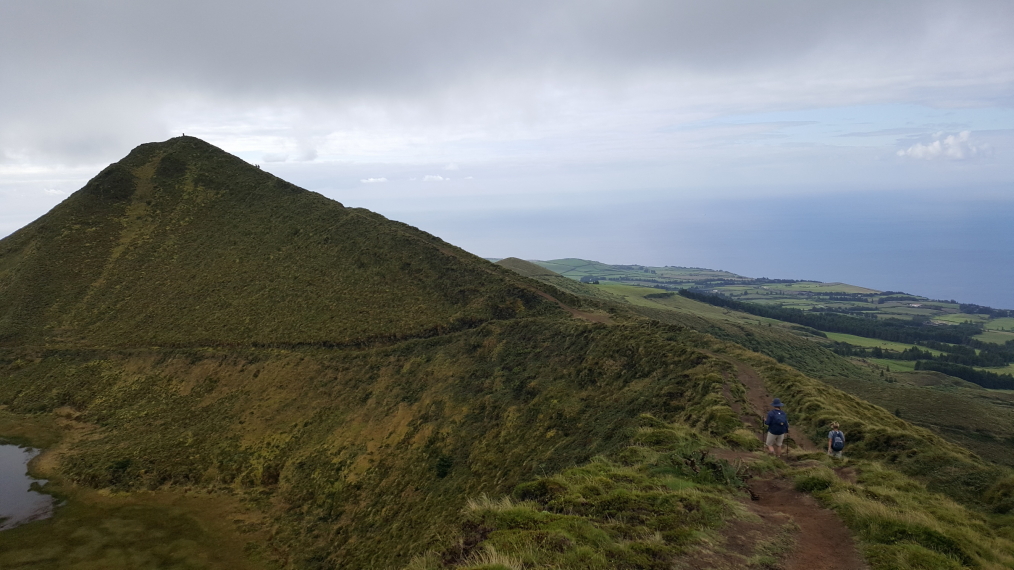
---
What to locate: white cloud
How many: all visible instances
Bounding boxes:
[294,148,318,162]
[43,188,66,195]
[897,131,989,160]
[423,175,447,182]
[443,163,459,171]
[262,152,289,163]
[360,177,388,183]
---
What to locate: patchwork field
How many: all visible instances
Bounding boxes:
[985,317,1014,331]
[823,332,943,355]
[532,259,1011,332]
[976,330,1014,344]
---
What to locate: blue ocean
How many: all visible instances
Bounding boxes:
[367,191,1014,310]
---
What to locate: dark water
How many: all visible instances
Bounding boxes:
[370,192,1014,309]
[0,445,54,531]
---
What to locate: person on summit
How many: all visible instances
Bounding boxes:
[764,398,789,457]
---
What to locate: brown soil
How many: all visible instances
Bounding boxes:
[719,357,819,453]
[834,466,858,484]
[694,354,868,569]
[749,477,867,570]
[680,473,867,570]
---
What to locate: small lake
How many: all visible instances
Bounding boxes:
[0,444,55,531]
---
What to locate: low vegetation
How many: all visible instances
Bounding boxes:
[3,137,1013,569]
[0,137,570,349]
[405,418,749,570]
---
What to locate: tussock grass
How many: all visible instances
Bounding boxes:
[816,464,1014,569]
[461,546,525,570]
[406,420,750,570]
[4,136,1012,569]
[465,494,540,514]
[778,431,1014,568]
[0,319,747,568]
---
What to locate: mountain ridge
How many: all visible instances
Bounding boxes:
[1,138,1013,569]
[0,137,572,348]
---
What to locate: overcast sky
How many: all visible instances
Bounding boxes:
[2,1,1013,302]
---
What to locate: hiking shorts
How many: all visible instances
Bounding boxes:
[766,432,785,447]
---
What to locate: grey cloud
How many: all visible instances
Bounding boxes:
[4,1,1012,97]
[1,0,1013,169]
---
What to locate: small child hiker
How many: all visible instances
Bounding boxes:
[764,398,789,457]
[828,422,846,458]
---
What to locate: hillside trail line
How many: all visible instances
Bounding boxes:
[529,288,612,324]
[433,243,612,324]
[704,353,867,570]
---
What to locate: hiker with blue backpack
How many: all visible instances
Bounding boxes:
[828,422,846,458]
[764,398,789,457]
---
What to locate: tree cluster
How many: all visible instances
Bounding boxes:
[914,361,1014,390]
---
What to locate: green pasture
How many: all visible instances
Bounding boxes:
[535,258,625,278]
[878,306,940,317]
[776,281,879,294]
[975,330,1014,345]
[932,313,990,325]
[977,363,1014,375]
[597,283,779,326]
[985,317,1014,331]
[824,332,941,355]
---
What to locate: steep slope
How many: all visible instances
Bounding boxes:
[494,257,556,278]
[0,137,563,348]
[2,139,1013,570]
[496,257,626,304]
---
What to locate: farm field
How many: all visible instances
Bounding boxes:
[596,283,787,329]
[823,333,942,355]
[532,259,1009,327]
[532,258,745,288]
[975,330,1014,344]
[984,317,1014,331]
[978,363,1014,375]
[932,313,991,325]
[770,281,878,294]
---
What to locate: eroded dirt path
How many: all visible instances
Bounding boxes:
[694,354,867,569]
[749,476,867,570]
[723,357,819,452]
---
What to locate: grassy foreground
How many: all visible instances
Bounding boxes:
[0,318,747,568]
[401,342,1014,570]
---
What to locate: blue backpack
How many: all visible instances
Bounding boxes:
[831,430,845,451]
[768,410,788,435]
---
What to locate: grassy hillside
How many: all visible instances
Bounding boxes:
[0,137,566,349]
[495,258,625,304]
[508,265,1014,496]
[0,319,741,568]
[2,138,1013,569]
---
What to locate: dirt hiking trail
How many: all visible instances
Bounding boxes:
[696,355,868,570]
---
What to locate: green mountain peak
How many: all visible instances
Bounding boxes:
[0,137,563,348]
